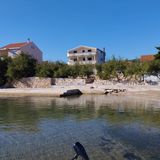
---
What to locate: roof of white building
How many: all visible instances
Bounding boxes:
[0,42,31,50]
[68,45,105,53]
[68,45,97,52]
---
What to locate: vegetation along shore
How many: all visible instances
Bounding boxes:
[0,47,160,97]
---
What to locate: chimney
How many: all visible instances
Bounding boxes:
[27,38,31,43]
[103,48,106,58]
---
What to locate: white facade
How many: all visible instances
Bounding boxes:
[20,42,43,62]
[0,41,43,63]
[67,46,106,65]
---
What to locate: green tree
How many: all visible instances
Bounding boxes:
[7,53,37,80]
[36,61,70,78]
[79,65,93,78]
[54,64,70,78]
[148,60,160,75]
[147,47,160,75]
[36,62,54,77]
[154,47,160,60]
[96,57,127,81]
[96,57,150,82]
[0,56,11,86]
[70,64,81,78]
[123,61,149,82]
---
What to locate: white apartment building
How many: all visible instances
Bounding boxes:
[67,46,106,65]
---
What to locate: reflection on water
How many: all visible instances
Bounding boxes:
[0,95,160,160]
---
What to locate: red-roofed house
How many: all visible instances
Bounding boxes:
[140,54,155,62]
[0,41,43,62]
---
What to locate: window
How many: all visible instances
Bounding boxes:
[88,49,92,52]
[88,57,92,61]
[73,50,77,53]
[82,50,85,53]
[74,58,77,61]
[83,58,85,61]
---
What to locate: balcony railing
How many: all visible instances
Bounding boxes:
[67,52,96,57]
[68,60,96,65]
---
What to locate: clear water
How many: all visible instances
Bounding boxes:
[0,95,160,160]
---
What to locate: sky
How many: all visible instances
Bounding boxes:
[0,0,160,62]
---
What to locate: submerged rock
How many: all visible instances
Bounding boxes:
[124,152,142,160]
[99,136,143,160]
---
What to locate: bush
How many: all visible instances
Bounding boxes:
[154,47,160,60]
[36,61,68,78]
[96,57,127,81]
[7,53,37,80]
[96,57,151,82]
[0,51,159,85]
[148,60,160,75]
[36,62,94,78]
[0,56,11,86]
[36,62,54,77]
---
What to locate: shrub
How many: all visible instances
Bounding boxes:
[0,56,11,86]
[7,53,37,80]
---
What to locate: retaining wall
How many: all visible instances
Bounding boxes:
[12,77,52,88]
[53,78,86,86]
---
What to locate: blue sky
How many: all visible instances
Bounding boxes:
[0,0,160,62]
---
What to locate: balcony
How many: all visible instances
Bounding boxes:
[67,52,96,57]
[68,60,97,65]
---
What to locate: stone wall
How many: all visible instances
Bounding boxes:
[12,77,52,88]
[11,78,86,88]
[53,78,86,86]
[93,80,111,85]
[93,79,147,86]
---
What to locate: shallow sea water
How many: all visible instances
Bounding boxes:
[0,95,160,160]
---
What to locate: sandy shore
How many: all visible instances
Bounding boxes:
[0,83,160,97]
[0,88,66,97]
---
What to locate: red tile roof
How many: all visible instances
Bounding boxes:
[140,54,155,62]
[0,42,29,50]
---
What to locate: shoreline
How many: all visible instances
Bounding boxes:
[0,84,160,98]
